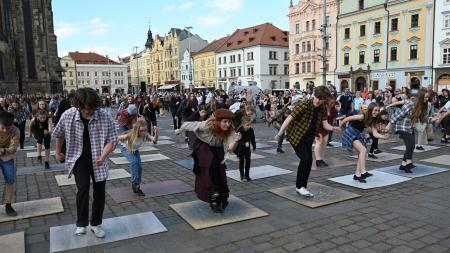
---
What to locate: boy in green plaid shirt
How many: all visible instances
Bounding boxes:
[275,86,340,197]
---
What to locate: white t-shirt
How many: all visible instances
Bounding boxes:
[120,137,145,152]
[229,102,241,113]
[444,101,450,111]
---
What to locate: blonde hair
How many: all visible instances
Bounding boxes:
[126,118,147,152]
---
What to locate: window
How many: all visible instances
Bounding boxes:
[69,71,73,77]
[223,57,227,64]
[269,51,277,60]
[219,69,222,78]
[326,16,330,26]
[312,20,316,30]
[302,42,306,52]
[344,28,350,39]
[306,21,310,31]
[445,15,450,28]
[344,53,350,65]
[373,22,381,34]
[247,66,254,75]
[360,25,366,37]
[238,67,242,76]
[219,57,222,64]
[295,23,300,34]
[391,47,398,61]
[410,45,418,59]
[247,52,254,60]
[307,62,311,72]
[302,62,306,73]
[443,48,450,64]
[269,65,277,75]
[359,51,365,64]
[238,54,241,62]
[359,0,364,10]
[295,44,299,54]
[284,52,289,60]
[284,65,289,75]
[373,49,380,63]
[391,18,398,31]
[411,14,419,28]
[307,41,311,52]
[295,63,300,74]
[224,69,227,77]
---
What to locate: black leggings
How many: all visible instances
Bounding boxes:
[292,136,315,188]
[398,131,415,161]
[13,122,26,149]
[238,150,251,177]
[369,133,378,153]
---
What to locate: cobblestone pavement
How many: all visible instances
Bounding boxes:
[1,112,449,253]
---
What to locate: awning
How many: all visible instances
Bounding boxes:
[158,84,177,90]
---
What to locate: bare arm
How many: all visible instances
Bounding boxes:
[275,115,294,139]
[339,114,364,128]
[371,127,389,139]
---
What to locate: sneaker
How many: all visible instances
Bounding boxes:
[373,149,382,154]
[136,188,145,197]
[37,155,42,163]
[44,161,50,169]
[368,153,378,159]
[276,147,285,153]
[296,187,314,197]
[416,146,425,150]
[5,205,17,217]
[90,225,106,238]
[75,226,86,236]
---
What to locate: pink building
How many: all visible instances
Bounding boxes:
[288,0,339,90]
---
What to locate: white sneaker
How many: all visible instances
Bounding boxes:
[75,226,86,235]
[296,187,314,197]
[90,225,106,238]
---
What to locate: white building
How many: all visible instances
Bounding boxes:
[68,52,127,95]
[215,23,290,91]
[180,49,194,90]
[434,0,450,91]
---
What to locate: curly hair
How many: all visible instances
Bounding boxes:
[208,118,234,140]
[73,88,100,109]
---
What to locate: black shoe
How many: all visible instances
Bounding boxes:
[373,149,382,154]
[136,188,145,197]
[245,175,252,181]
[37,155,42,163]
[240,174,244,181]
[416,146,425,150]
[316,160,327,167]
[132,184,139,193]
[5,205,17,217]
[407,163,416,169]
[399,165,412,173]
[153,140,157,144]
[353,175,366,183]
[276,147,285,153]
[220,201,229,211]
[361,172,373,179]
[368,153,378,159]
[427,139,433,142]
[44,161,50,169]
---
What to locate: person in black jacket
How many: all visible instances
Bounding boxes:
[235,116,256,181]
[170,92,182,129]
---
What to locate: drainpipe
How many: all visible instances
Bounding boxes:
[384,1,390,83]
[431,0,436,90]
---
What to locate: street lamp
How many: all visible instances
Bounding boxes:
[185,26,193,92]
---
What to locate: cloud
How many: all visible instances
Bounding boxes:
[55,18,110,38]
[206,0,243,11]
[196,13,231,27]
[164,2,193,11]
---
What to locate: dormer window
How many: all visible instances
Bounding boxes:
[237,40,243,45]
[244,31,249,35]
[253,28,259,33]
[271,36,276,41]
[249,37,255,42]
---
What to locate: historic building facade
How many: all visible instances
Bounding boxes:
[193,37,229,88]
[0,0,62,94]
[215,23,289,91]
[434,0,450,91]
[288,0,338,90]
[60,56,77,93]
[62,52,127,95]
[180,49,194,90]
[336,0,434,92]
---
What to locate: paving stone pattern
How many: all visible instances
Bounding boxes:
[0,110,449,252]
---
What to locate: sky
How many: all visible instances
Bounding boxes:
[53,0,290,59]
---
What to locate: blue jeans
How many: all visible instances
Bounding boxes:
[119,145,142,185]
[0,159,16,184]
[274,125,285,147]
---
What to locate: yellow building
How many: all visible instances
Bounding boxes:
[150,35,166,89]
[60,55,77,93]
[193,37,229,88]
[336,0,434,91]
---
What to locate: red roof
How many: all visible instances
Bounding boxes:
[195,36,230,55]
[68,52,120,65]
[216,23,288,53]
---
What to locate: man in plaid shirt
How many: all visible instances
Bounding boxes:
[275,86,340,197]
[53,88,117,238]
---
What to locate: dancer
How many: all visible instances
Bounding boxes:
[143,95,159,144]
[29,110,52,169]
[0,111,19,216]
[314,99,336,167]
[53,88,117,238]
[340,103,389,182]
[8,99,30,149]
[386,88,421,173]
[118,119,157,196]
[275,86,339,197]
[434,99,450,143]
[175,109,241,213]
[268,107,291,153]
[414,91,432,150]
[235,116,256,181]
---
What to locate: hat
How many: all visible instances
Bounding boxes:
[127,104,137,115]
[214,109,234,120]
